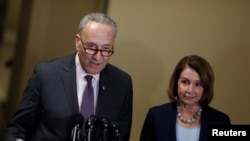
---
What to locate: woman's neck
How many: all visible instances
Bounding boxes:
[177,102,202,127]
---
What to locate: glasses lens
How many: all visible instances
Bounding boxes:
[80,38,113,57]
[102,51,112,57]
[85,49,96,55]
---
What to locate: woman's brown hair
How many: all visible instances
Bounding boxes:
[167,55,214,106]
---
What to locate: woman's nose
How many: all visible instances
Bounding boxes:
[187,85,194,92]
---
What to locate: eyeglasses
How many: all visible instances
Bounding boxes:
[78,35,114,57]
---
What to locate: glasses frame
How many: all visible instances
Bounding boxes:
[78,34,114,57]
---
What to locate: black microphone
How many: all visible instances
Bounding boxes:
[101,117,110,141]
[110,121,121,141]
[71,113,84,141]
[85,115,99,141]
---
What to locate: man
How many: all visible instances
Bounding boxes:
[4,12,133,141]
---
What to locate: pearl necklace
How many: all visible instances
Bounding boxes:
[177,103,202,124]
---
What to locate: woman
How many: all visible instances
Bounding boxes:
[140,55,230,141]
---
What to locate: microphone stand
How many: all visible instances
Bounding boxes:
[85,115,98,141]
[71,113,84,141]
[71,124,80,141]
[110,122,121,141]
[101,118,110,141]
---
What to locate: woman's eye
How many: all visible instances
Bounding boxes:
[195,82,202,87]
[181,80,189,85]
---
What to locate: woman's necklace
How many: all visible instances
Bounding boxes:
[177,103,202,124]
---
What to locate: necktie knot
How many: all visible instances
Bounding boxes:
[85,75,93,84]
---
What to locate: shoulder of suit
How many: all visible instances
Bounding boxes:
[36,53,75,65]
[104,63,131,77]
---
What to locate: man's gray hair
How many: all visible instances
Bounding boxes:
[78,13,118,38]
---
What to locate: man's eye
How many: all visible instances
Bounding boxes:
[102,46,112,50]
[86,44,97,49]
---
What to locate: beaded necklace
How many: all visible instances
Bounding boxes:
[177,103,202,124]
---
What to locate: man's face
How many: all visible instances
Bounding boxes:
[75,21,115,74]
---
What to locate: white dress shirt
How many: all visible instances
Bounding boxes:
[75,53,100,114]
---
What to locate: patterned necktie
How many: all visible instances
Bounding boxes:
[80,75,94,122]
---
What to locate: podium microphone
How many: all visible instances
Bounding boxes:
[71,113,84,141]
[101,117,110,141]
[85,115,99,141]
[110,121,121,141]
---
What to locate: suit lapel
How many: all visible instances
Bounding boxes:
[61,54,79,114]
[95,66,110,115]
[199,106,208,141]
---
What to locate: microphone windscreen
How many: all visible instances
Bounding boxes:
[85,115,99,129]
[71,113,84,128]
[110,121,120,132]
[101,117,110,128]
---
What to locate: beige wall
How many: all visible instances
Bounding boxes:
[107,0,250,140]
[4,0,250,141]
[3,0,21,30]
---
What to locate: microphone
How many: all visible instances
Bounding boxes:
[100,117,110,141]
[85,115,99,141]
[71,113,84,141]
[110,121,121,141]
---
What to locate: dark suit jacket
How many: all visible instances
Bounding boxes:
[140,102,231,141]
[4,53,133,141]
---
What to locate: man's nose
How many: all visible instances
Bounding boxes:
[93,50,103,59]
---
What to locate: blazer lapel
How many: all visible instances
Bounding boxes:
[199,106,209,141]
[95,67,110,115]
[61,54,79,114]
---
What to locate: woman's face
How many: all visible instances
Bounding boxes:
[177,66,204,106]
